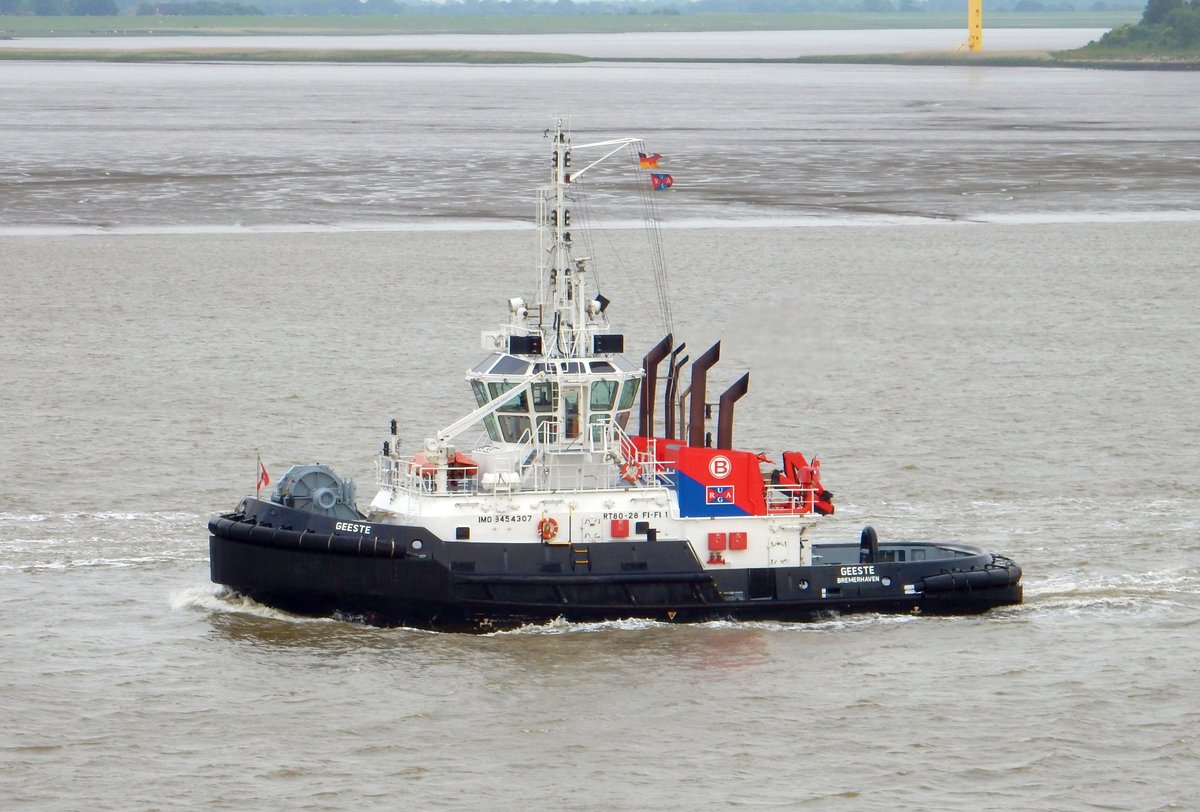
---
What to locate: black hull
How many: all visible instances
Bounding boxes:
[209,499,1022,632]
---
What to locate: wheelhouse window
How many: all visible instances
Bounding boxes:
[489,382,529,412]
[491,356,530,375]
[615,379,640,429]
[618,379,639,410]
[562,387,582,439]
[533,360,586,375]
[470,380,489,408]
[531,381,558,413]
[590,379,618,411]
[471,354,502,374]
[483,415,502,443]
[497,415,531,443]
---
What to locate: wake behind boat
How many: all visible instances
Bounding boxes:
[208,121,1022,631]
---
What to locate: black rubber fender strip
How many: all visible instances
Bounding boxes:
[209,516,406,559]
[452,571,709,586]
[923,563,1021,594]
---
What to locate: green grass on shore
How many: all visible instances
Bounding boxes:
[3,45,1195,70]
[788,50,1200,68]
[0,47,587,63]
[1057,42,1200,62]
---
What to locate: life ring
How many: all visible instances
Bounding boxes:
[539,517,559,541]
[620,461,641,483]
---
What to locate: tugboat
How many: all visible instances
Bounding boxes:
[208,121,1022,631]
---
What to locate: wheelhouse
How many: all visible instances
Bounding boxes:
[467,352,641,446]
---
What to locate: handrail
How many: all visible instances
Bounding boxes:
[379,439,821,516]
[377,414,668,497]
[764,483,819,515]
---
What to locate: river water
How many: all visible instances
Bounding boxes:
[0,28,1109,58]
[2,43,1199,810]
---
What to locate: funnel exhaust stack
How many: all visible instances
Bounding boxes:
[639,334,673,437]
[664,344,687,441]
[687,342,721,448]
[716,373,750,450]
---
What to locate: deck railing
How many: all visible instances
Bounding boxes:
[377,418,667,497]
[764,483,821,514]
[378,432,826,517]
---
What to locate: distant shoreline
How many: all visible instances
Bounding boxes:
[0,48,588,64]
[3,12,1195,70]
[1,47,1197,70]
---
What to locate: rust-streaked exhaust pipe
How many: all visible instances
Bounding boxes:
[639,334,673,438]
[688,342,721,448]
[664,344,687,441]
[716,373,750,450]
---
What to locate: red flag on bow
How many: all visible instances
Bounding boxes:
[651,173,673,191]
[257,457,270,493]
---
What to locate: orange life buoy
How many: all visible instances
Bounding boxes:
[539,517,559,541]
[620,461,641,483]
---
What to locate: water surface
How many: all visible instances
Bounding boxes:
[1,60,1198,811]
[0,28,1109,57]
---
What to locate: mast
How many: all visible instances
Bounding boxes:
[537,120,592,359]
[535,119,647,360]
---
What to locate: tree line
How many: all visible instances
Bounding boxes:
[136,1,264,13]
[1,0,261,11]
[1096,0,1200,46]
[1,0,117,13]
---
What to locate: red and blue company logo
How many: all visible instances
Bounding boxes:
[706,486,735,505]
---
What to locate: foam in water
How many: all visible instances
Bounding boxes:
[487,617,669,636]
[170,584,339,625]
[1021,568,1200,618]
